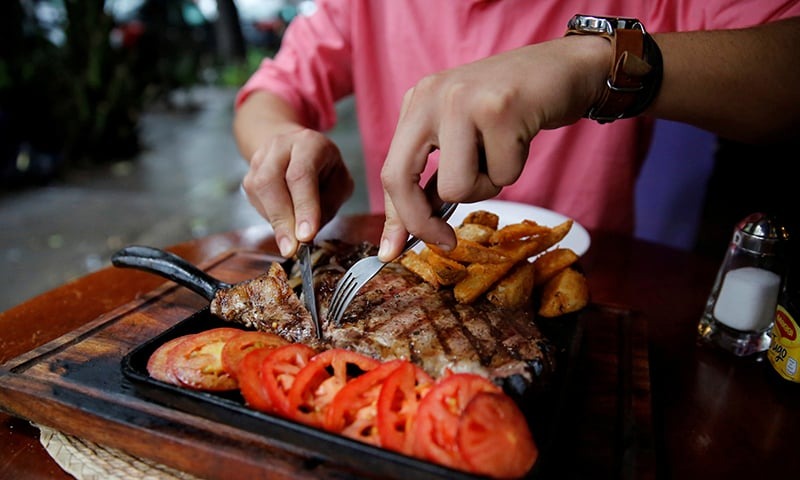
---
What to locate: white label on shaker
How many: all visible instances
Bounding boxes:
[713,267,781,332]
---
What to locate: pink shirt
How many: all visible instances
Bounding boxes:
[236,0,799,235]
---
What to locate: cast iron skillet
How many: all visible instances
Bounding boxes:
[111,243,580,478]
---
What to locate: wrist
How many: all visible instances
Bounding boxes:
[563,34,614,115]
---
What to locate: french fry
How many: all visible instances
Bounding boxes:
[489,220,551,244]
[427,238,510,264]
[495,237,550,262]
[454,261,515,304]
[495,219,573,261]
[400,251,440,288]
[486,260,536,309]
[425,250,467,286]
[544,219,573,248]
[533,248,580,286]
[461,210,499,229]
[538,268,589,317]
[455,223,496,244]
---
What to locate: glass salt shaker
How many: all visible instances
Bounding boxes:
[698,212,790,357]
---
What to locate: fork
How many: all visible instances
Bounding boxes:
[327,200,458,326]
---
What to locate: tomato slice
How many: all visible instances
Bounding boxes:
[237,347,277,413]
[220,330,289,378]
[457,391,539,478]
[260,343,317,416]
[412,373,502,470]
[147,335,191,386]
[377,360,434,455]
[323,359,406,444]
[167,327,244,391]
[287,349,380,428]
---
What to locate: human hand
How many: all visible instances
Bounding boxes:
[378,35,608,261]
[242,127,353,258]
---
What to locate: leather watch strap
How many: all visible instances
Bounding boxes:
[566,15,663,124]
[590,28,649,121]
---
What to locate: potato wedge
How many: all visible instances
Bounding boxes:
[489,220,551,245]
[397,209,587,315]
[455,223,496,244]
[486,261,536,309]
[538,268,589,317]
[427,238,510,264]
[454,261,515,304]
[494,219,574,261]
[461,210,499,229]
[400,251,440,288]
[425,250,467,286]
[533,248,580,286]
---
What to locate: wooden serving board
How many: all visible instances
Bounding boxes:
[0,250,653,479]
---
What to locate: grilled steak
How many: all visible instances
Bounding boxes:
[210,240,556,387]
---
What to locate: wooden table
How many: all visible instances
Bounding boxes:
[1,214,797,479]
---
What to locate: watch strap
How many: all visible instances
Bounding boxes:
[567,18,663,123]
[590,28,648,122]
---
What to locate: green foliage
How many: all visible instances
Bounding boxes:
[1,0,214,179]
[58,0,145,164]
[216,47,276,87]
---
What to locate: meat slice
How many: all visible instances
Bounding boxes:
[210,263,316,343]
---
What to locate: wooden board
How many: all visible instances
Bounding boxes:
[0,250,653,479]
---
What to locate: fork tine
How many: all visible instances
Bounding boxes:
[329,272,359,325]
[328,274,352,322]
[328,199,458,327]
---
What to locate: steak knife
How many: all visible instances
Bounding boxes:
[298,243,323,339]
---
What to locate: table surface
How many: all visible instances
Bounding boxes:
[1,214,797,480]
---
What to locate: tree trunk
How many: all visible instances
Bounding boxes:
[214,0,247,62]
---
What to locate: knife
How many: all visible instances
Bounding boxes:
[298,243,323,339]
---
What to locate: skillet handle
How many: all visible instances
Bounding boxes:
[111,245,231,301]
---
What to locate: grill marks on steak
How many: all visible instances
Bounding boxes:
[319,263,552,380]
[210,242,556,383]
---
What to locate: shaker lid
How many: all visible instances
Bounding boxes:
[734,212,790,255]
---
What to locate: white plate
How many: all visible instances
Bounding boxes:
[446,200,591,256]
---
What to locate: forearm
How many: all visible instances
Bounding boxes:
[232,91,306,162]
[649,17,800,143]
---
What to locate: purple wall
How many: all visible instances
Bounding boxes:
[634,120,717,251]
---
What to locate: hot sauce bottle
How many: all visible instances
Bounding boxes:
[768,240,800,383]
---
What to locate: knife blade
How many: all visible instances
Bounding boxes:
[298,243,322,339]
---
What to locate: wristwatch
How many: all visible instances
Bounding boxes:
[566,14,663,123]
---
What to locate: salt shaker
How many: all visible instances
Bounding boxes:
[698,212,790,357]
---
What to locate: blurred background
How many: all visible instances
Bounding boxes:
[2,0,313,179]
[1,0,795,312]
[0,0,367,313]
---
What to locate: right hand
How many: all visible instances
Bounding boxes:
[241,126,353,258]
[378,35,609,261]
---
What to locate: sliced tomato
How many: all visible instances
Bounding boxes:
[147,335,191,386]
[287,349,380,428]
[377,360,434,455]
[457,391,539,478]
[412,373,502,470]
[323,359,406,445]
[167,327,244,391]
[260,343,317,416]
[237,347,277,413]
[221,330,289,378]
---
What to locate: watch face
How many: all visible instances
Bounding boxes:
[568,15,644,34]
[569,15,614,35]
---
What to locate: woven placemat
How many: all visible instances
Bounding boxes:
[37,424,202,480]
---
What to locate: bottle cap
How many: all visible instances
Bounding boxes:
[734,212,790,256]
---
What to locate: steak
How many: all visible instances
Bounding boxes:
[210,240,557,387]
